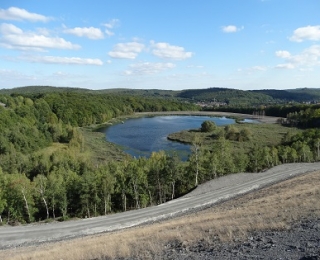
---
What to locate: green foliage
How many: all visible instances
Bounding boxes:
[0,86,319,224]
[177,87,274,106]
[200,120,216,132]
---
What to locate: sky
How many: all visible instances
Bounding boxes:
[0,0,320,91]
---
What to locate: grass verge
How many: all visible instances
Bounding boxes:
[1,170,319,260]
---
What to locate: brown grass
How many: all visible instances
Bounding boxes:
[1,171,320,260]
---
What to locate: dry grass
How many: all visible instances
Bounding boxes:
[1,171,320,260]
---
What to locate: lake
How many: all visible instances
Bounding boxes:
[100,115,235,159]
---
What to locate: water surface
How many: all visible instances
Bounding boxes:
[102,116,235,158]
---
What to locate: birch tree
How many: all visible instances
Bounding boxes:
[34,174,49,219]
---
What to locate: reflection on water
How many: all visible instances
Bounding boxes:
[101,116,235,159]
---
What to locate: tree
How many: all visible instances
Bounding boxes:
[46,172,64,219]
[247,144,264,172]
[200,120,216,132]
[148,151,167,204]
[165,153,183,200]
[224,125,239,141]
[189,137,203,186]
[0,168,7,223]
[5,173,36,223]
[33,174,50,220]
[96,166,115,215]
[238,128,252,142]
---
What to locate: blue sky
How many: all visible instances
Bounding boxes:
[0,0,320,90]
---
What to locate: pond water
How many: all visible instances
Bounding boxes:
[100,115,235,159]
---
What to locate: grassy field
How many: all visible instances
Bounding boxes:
[80,126,129,164]
[2,170,319,260]
[168,121,301,154]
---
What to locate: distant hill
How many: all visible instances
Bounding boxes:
[0,85,92,95]
[250,89,319,102]
[0,86,178,98]
[1,86,320,106]
[177,88,273,106]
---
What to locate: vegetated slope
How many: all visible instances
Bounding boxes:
[0,86,179,99]
[251,89,318,102]
[0,85,93,95]
[2,86,320,105]
[177,87,320,105]
[177,87,274,106]
[288,87,320,99]
[1,169,319,260]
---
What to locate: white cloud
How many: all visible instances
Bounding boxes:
[104,19,119,29]
[237,66,267,74]
[63,26,104,39]
[150,41,193,60]
[103,19,119,37]
[19,55,103,65]
[0,7,51,22]
[0,23,80,51]
[290,25,320,42]
[275,63,295,69]
[275,45,320,69]
[275,50,291,58]
[125,62,176,75]
[222,25,243,33]
[108,42,144,59]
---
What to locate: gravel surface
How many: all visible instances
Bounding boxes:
[184,163,315,198]
[158,218,320,260]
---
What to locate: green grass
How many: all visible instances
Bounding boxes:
[168,122,302,153]
[80,127,129,165]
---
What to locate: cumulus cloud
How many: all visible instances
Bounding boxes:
[275,45,320,69]
[222,25,243,33]
[290,25,320,42]
[19,55,103,65]
[108,42,144,59]
[150,41,193,60]
[0,7,51,22]
[125,62,176,75]
[0,23,80,51]
[103,19,119,37]
[275,50,291,58]
[63,26,104,39]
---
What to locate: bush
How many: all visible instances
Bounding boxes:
[201,120,216,132]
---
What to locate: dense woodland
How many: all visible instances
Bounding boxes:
[0,86,320,224]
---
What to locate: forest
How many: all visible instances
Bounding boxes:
[0,87,320,224]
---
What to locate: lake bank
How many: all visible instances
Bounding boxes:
[134,111,280,124]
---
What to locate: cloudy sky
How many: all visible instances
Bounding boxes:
[0,0,319,90]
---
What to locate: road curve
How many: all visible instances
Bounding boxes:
[0,162,319,249]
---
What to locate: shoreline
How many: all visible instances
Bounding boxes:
[134,111,280,124]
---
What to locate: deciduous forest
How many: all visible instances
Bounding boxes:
[1,87,320,224]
